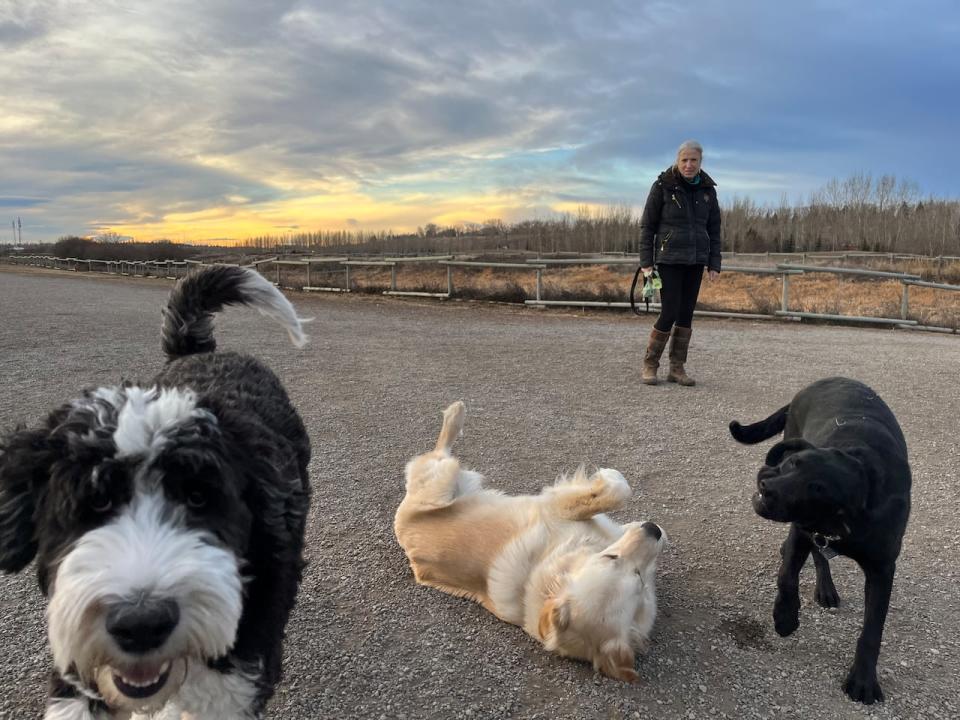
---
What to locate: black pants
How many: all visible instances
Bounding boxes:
[653,263,704,332]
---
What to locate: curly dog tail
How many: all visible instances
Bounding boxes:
[729,405,788,444]
[161,265,309,360]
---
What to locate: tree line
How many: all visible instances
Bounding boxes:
[3,173,957,259]
[237,174,959,257]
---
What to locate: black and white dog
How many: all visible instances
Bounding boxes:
[730,377,911,705]
[0,266,312,719]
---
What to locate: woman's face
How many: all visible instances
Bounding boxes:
[676,149,702,179]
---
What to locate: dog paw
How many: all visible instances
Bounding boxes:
[772,593,800,637]
[844,666,883,704]
[772,605,800,637]
[814,583,840,608]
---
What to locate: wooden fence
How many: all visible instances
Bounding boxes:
[5,252,960,333]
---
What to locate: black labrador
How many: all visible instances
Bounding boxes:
[729,377,911,704]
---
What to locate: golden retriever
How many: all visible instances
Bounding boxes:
[394,401,664,681]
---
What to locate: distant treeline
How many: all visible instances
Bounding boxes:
[6,236,226,261]
[3,174,957,259]
[239,174,960,257]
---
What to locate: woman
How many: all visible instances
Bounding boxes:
[638,140,721,386]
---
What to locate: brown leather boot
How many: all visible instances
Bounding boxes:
[642,328,670,385]
[667,326,695,386]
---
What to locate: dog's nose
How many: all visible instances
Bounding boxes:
[106,598,180,654]
[640,522,662,541]
[757,477,778,502]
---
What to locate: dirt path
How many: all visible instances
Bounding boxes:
[0,267,958,719]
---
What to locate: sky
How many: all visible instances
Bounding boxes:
[2,0,958,244]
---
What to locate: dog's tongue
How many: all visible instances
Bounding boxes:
[119,662,165,685]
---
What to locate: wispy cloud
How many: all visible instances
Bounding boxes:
[1,0,957,242]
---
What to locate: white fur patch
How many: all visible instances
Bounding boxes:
[47,492,243,682]
[147,661,261,720]
[488,523,550,624]
[43,698,101,720]
[113,387,211,459]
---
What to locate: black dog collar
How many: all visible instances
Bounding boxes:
[813,532,841,560]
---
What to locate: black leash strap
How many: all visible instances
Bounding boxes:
[629,265,648,315]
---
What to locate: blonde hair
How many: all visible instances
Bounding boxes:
[676,140,703,160]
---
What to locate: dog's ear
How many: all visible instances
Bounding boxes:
[0,426,55,572]
[764,438,816,467]
[596,638,639,683]
[537,596,570,644]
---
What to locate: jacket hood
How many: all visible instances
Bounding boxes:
[658,166,717,189]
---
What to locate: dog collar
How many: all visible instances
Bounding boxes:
[812,532,842,560]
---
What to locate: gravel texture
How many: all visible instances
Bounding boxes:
[0,267,958,720]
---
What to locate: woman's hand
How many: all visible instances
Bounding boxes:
[707,270,720,281]
[641,266,654,275]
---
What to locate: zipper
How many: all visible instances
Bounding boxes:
[671,193,682,209]
[660,231,673,253]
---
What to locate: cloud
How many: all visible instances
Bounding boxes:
[2,0,958,241]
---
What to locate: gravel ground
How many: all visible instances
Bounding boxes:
[0,267,958,720]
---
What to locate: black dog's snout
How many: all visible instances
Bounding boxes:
[640,521,662,541]
[106,598,180,654]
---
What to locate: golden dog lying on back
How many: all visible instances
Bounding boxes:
[394,401,664,681]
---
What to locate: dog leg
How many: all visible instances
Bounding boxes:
[434,401,465,453]
[773,525,811,637]
[811,550,840,608]
[402,454,467,510]
[843,563,895,704]
[400,402,473,511]
[545,468,630,521]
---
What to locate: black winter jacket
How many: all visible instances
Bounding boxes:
[639,167,722,272]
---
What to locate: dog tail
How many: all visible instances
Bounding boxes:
[729,405,788,444]
[161,265,310,360]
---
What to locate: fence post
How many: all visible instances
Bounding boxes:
[447,265,453,296]
[345,264,350,290]
[391,264,397,291]
[901,282,909,320]
[306,262,311,289]
[276,263,280,285]
[536,268,542,302]
[781,273,790,312]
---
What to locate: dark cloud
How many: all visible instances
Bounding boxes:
[3,0,958,240]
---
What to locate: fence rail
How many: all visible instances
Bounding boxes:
[4,252,959,333]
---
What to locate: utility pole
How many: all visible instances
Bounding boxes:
[17,216,21,244]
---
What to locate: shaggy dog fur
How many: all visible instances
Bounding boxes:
[0,266,312,719]
[730,376,911,705]
[395,402,664,681]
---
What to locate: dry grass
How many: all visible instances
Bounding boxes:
[268,261,960,329]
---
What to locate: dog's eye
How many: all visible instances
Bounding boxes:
[186,491,207,509]
[603,554,619,561]
[90,497,113,513]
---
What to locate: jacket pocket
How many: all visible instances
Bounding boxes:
[660,231,673,253]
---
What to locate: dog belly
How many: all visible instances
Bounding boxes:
[399,503,525,605]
